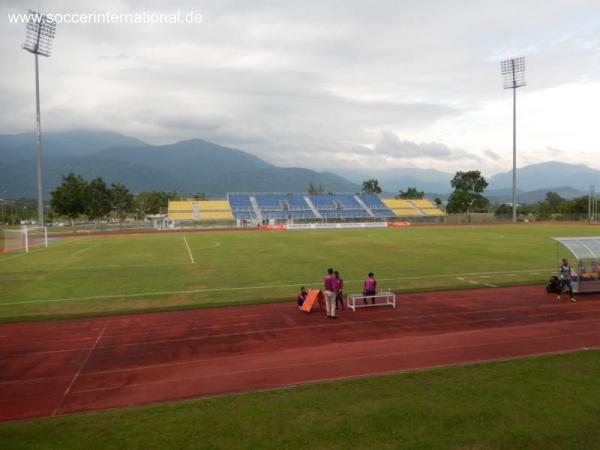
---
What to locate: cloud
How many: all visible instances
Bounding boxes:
[483,149,501,159]
[374,131,483,162]
[1,0,600,176]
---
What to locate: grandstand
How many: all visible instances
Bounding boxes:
[382,199,422,217]
[167,200,233,222]
[410,199,446,216]
[168,194,444,224]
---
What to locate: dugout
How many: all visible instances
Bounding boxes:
[553,236,600,293]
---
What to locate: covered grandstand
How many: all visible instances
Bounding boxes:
[168,194,445,226]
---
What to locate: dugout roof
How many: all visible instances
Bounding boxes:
[553,237,600,261]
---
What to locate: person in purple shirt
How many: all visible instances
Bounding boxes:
[363,272,377,304]
[334,270,344,310]
[323,268,337,318]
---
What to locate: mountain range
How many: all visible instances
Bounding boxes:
[1,130,598,202]
[0,131,358,197]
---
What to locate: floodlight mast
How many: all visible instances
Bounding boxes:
[501,56,526,223]
[22,9,56,227]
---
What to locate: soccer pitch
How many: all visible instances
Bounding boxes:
[0,223,597,321]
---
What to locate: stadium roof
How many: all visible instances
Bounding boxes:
[553,237,600,261]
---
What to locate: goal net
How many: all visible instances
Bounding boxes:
[0,226,48,253]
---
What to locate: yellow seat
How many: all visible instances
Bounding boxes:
[382,199,413,208]
[422,209,445,216]
[391,208,423,217]
[411,199,436,208]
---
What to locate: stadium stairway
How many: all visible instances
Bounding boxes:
[192,203,201,221]
[408,200,427,216]
[304,196,322,219]
[249,196,264,221]
[353,195,375,217]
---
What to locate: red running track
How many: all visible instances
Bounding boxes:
[1,284,600,422]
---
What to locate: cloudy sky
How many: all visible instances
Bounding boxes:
[1,0,599,175]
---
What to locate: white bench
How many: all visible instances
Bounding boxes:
[346,291,395,312]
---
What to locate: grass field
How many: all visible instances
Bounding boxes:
[0,223,598,321]
[1,350,599,449]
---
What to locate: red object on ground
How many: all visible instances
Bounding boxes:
[301,289,325,312]
[1,285,600,422]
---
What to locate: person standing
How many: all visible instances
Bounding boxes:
[557,258,576,302]
[334,270,344,311]
[323,268,337,318]
[363,272,377,305]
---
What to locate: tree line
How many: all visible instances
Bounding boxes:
[49,173,178,223]
[360,172,487,213]
[496,191,599,220]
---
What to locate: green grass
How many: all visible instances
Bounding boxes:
[1,350,599,449]
[0,223,598,320]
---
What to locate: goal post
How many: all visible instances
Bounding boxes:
[0,225,48,254]
[23,225,48,253]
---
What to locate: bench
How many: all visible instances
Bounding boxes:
[346,291,395,312]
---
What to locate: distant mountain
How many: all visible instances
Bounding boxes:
[0,131,359,197]
[485,186,586,204]
[488,161,600,192]
[338,167,454,194]
[2,131,598,200]
[0,130,146,163]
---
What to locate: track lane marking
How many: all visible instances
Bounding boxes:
[51,319,110,416]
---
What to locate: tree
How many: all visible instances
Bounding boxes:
[84,177,112,221]
[545,192,564,212]
[361,179,382,194]
[110,183,134,225]
[495,203,511,217]
[307,182,324,195]
[434,197,443,209]
[194,192,207,200]
[446,190,472,214]
[447,170,489,213]
[536,201,552,220]
[397,187,424,199]
[50,173,87,220]
[134,191,174,217]
[450,171,488,194]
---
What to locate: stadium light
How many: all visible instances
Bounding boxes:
[22,9,56,226]
[501,56,526,223]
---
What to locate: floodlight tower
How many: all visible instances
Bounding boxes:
[22,9,56,226]
[501,56,526,223]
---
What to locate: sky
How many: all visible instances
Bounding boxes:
[1,0,599,176]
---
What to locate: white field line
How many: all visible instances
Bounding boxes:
[458,276,497,288]
[183,236,195,264]
[51,319,110,416]
[1,262,192,274]
[71,242,102,257]
[197,241,221,250]
[0,267,554,307]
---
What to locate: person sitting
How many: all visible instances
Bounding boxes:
[296,287,308,310]
[363,272,377,304]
